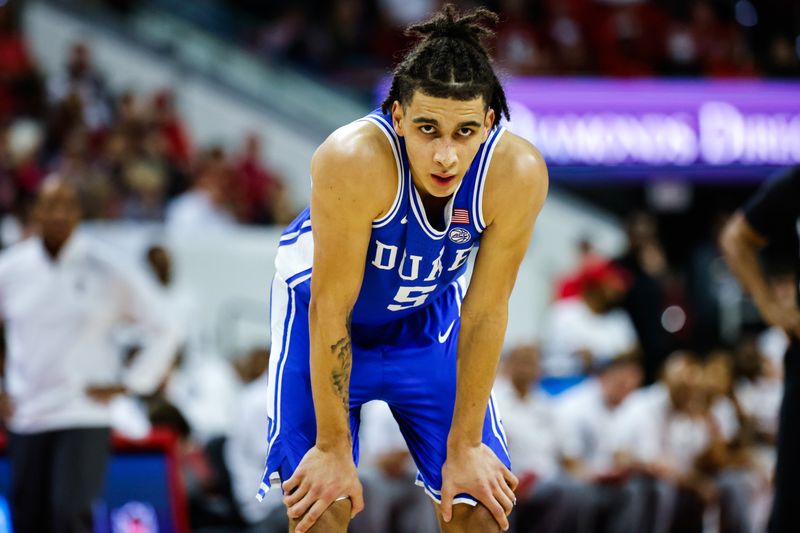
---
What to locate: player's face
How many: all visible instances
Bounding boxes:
[391,92,494,199]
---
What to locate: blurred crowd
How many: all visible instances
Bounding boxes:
[1,1,794,531]
[0,2,294,244]
[196,0,800,90]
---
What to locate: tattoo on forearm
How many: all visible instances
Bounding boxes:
[330,311,353,416]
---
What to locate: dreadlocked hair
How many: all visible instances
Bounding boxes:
[380,4,510,126]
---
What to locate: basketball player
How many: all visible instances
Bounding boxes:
[258,6,548,532]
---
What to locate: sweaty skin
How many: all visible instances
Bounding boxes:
[282,91,548,533]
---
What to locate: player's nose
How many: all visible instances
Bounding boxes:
[433,142,457,168]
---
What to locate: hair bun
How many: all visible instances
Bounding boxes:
[406,4,499,45]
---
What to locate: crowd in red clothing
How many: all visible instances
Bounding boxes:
[0,3,291,236]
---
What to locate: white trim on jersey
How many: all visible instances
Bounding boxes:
[275,230,314,284]
[408,175,463,240]
[473,127,506,233]
[259,270,313,501]
[360,115,406,228]
[489,390,511,458]
[414,477,479,507]
[279,220,312,243]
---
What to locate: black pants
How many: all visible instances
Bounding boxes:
[8,427,111,533]
[770,342,800,533]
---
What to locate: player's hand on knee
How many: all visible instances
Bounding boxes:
[440,443,518,531]
[282,444,364,533]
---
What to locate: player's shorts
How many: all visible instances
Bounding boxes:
[258,272,512,506]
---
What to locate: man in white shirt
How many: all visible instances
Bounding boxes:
[493,344,580,533]
[0,178,180,533]
[165,147,237,235]
[223,370,288,530]
[556,355,643,532]
[613,352,749,533]
[541,261,639,377]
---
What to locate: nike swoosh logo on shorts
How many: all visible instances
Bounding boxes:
[438,321,456,343]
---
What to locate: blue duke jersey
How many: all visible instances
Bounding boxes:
[275,109,506,323]
[260,108,511,504]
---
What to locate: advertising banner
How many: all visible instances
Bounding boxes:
[504,79,800,177]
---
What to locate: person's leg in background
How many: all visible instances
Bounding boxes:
[50,427,112,533]
[511,475,586,533]
[8,430,54,532]
[769,343,800,533]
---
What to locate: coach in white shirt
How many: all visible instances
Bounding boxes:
[0,178,180,533]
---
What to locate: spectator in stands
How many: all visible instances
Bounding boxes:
[48,41,113,134]
[165,146,238,234]
[554,236,606,300]
[351,400,439,533]
[145,244,200,350]
[0,3,42,121]
[0,177,180,533]
[223,364,288,531]
[149,89,192,168]
[232,131,284,224]
[556,354,644,532]
[540,260,639,377]
[613,352,750,533]
[494,0,551,75]
[6,119,45,208]
[494,344,579,533]
[614,212,674,384]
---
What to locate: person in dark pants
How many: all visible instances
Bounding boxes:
[720,166,800,533]
[0,177,180,533]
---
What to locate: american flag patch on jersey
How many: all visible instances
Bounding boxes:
[452,208,470,224]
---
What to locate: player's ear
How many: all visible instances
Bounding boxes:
[391,101,404,137]
[482,107,495,142]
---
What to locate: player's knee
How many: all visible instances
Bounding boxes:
[290,498,351,533]
[439,503,502,533]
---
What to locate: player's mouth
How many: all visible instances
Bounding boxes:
[431,173,457,187]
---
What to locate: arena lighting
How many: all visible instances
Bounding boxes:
[502,79,800,169]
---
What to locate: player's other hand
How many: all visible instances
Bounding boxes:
[440,443,518,531]
[282,444,364,533]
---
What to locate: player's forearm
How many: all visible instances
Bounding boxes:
[309,302,354,452]
[447,306,507,450]
[720,215,773,313]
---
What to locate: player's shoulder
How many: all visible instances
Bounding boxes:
[490,130,548,190]
[312,119,396,187]
[311,118,398,218]
[483,130,548,219]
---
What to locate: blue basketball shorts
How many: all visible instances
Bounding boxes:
[258,272,512,506]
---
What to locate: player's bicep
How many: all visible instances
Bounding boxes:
[308,145,382,311]
[464,153,547,310]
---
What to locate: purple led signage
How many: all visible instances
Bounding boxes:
[503,79,800,168]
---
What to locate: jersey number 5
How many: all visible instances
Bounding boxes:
[387,285,437,311]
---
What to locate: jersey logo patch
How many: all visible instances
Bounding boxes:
[448,227,472,244]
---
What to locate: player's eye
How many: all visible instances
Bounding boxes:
[419,125,436,134]
[458,128,475,137]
